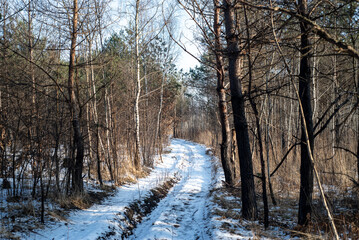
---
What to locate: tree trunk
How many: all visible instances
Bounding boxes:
[104,88,114,181]
[265,55,277,206]
[357,115,359,183]
[90,40,103,186]
[0,1,7,178]
[251,100,269,228]
[355,50,359,183]
[54,133,60,192]
[223,0,257,220]
[40,171,45,223]
[85,82,93,180]
[357,108,359,183]
[68,0,84,193]
[332,54,340,158]
[155,70,165,164]
[28,0,39,199]
[213,0,236,186]
[352,40,359,183]
[243,5,268,227]
[96,128,103,186]
[134,0,142,171]
[98,21,113,181]
[312,44,318,121]
[53,92,61,192]
[298,0,314,225]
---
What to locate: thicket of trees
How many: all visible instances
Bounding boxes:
[175,0,359,234]
[1,0,358,236]
[0,0,181,220]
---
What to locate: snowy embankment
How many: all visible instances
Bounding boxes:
[26,139,215,240]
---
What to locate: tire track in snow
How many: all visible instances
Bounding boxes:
[128,140,213,240]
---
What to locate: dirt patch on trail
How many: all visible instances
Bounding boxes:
[98,176,179,240]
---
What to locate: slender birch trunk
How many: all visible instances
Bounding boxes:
[134,0,142,171]
[155,70,165,164]
[89,40,103,186]
[85,68,93,180]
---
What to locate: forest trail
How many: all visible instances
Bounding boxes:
[128,140,213,240]
[29,139,214,240]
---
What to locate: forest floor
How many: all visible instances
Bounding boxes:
[1,139,358,239]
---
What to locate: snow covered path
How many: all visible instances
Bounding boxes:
[128,140,213,240]
[28,139,214,240]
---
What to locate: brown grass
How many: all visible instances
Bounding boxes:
[54,185,115,210]
[0,226,20,240]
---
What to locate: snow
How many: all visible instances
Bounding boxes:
[25,139,214,240]
[16,138,296,240]
[128,140,213,240]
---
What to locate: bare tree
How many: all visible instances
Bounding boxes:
[67,0,84,193]
[223,0,257,220]
[213,0,237,186]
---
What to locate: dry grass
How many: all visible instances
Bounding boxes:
[0,183,117,238]
[6,199,37,218]
[212,188,241,220]
[0,199,45,239]
[0,226,20,240]
[211,186,273,239]
[112,163,152,186]
[55,186,115,210]
[46,210,70,222]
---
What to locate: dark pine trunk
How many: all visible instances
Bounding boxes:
[223,0,257,220]
[298,0,314,225]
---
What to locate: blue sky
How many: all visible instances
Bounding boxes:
[110,0,200,72]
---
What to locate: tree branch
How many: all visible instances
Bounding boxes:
[237,0,359,60]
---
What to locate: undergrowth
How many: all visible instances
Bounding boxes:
[210,182,359,239]
[0,183,116,239]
